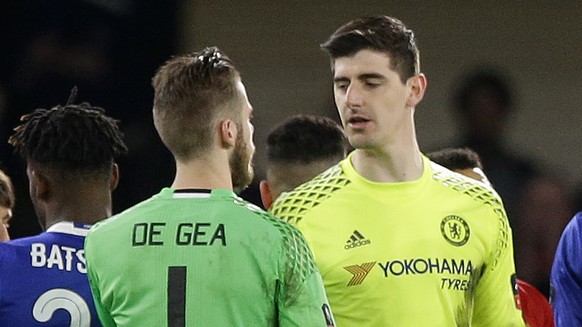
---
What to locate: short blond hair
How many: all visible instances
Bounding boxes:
[152,47,242,162]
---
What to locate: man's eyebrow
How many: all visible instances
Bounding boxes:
[333,76,350,83]
[358,73,386,81]
[333,73,386,83]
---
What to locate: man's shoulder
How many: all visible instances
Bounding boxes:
[232,196,280,224]
[233,197,307,241]
[568,211,582,229]
[557,211,582,249]
[271,163,349,224]
[89,195,161,236]
[4,233,52,247]
[429,162,504,210]
[0,232,81,270]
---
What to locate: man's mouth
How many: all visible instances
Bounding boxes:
[348,116,370,128]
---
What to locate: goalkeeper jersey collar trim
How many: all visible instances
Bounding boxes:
[169,188,236,199]
[173,188,212,198]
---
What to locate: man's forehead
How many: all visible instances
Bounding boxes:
[332,50,394,76]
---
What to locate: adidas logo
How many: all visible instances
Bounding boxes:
[344,230,371,250]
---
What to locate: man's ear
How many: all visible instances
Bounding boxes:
[27,167,49,201]
[219,119,237,148]
[110,163,120,191]
[259,180,273,210]
[406,73,427,107]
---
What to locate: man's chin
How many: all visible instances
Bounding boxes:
[348,137,373,150]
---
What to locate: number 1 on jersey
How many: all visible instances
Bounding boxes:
[168,266,186,327]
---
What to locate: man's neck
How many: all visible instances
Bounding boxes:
[172,157,233,191]
[44,194,112,229]
[350,145,423,183]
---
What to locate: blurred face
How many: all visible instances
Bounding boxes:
[230,81,255,190]
[332,49,416,150]
[0,206,12,227]
[0,207,10,242]
[463,88,508,142]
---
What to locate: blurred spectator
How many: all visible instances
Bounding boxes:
[449,68,574,296]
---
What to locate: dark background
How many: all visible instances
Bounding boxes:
[1,0,581,297]
[0,0,178,236]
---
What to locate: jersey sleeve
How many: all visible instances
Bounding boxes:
[275,222,335,327]
[551,212,582,327]
[471,207,526,326]
[85,232,117,327]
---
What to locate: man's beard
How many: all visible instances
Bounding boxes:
[230,126,254,191]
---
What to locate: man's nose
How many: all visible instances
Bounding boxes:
[345,84,364,108]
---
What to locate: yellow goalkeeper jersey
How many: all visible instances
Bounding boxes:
[271,153,525,326]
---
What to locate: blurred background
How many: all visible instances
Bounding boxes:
[1,0,581,297]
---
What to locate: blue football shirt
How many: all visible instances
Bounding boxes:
[0,221,100,326]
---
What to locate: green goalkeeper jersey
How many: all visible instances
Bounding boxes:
[271,153,525,326]
[85,188,334,327]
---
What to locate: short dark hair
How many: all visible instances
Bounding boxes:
[266,115,347,165]
[427,147,483,171]
[321,15,420,82]
[454,69,513,114]
[9,93,127,178]
[0,170,14,209]
[152,47,242,161]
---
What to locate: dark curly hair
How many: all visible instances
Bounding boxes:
[9,88,127,178]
